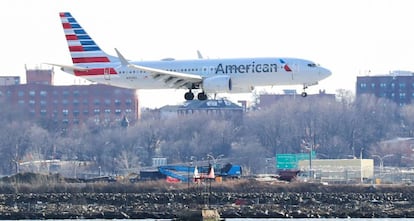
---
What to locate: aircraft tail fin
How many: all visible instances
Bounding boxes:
[59,12,117,76]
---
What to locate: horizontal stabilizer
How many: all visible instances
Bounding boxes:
[44,63,89,71]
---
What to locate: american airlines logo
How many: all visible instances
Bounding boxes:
[215,62,278,74]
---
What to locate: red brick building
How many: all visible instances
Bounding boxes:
[0,68,139,126]
[356,71,414,106]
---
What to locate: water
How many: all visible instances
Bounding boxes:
[227,219,414,221]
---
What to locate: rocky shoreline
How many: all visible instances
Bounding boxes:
[0,187,414,219]
[1,173,414,219]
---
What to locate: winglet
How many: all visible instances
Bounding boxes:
[114,48,129,66]
[197,50,203,59]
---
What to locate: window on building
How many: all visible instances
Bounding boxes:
[18,100,24,105]
[380,83,387,88]
[73,110,80,116]
[371,83,375,88]
[73,99,79,105]
[29,100,35,105]
[62,90,69,96]
[94,109,100,115]
[105,99,111,106]
[40,109,47,116]
[125,99,132,106]
[360,83,367,88]
[400,83,406,89]
[40,100,47,106]
[115,109,122,115]
[94,99,100,105]
[62,109,69,116]
[104,109,111,114]
[40,91,47,96]
[29,91,35,96]
[115,99,121,106]
[83,110,89,115]
[18,91,24,97]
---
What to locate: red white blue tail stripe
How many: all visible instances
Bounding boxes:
[59,12,117,76]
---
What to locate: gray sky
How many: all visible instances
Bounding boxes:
[1,0,413,107]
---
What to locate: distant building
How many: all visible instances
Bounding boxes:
[0,67,140,126]
[356,71,414,106]
[158,99,243,120]
[298,159,374,183]
[258,89,335,109]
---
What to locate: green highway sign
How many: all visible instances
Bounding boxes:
[276,151,315,169]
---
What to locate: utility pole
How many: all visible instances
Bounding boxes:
[360,148,364,183]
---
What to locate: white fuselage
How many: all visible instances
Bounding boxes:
[80,57,331,93]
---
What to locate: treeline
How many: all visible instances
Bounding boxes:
[0,92,413,176]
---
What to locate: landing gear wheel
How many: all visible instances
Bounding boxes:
[301,92,308,97]
[301,84,308,97]
[197,92,208,100]
[184,91,194,100]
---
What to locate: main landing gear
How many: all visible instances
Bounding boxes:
[184,90,194,100]
[184,90,208,101]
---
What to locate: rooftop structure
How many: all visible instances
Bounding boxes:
[0,76,20,86]
[258,89,335,109]
[25,66,54,85]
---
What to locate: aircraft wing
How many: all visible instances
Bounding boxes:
[115,49,202,89]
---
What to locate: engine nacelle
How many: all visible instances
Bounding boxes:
[202,75,232,93]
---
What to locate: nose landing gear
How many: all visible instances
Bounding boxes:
[301,85,308,97]
[301,92,308,97]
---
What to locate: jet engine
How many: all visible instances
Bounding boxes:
[202,75,232,93]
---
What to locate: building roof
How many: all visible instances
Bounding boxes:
[180,99,242,110]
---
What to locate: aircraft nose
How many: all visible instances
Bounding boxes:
[320,67,332,79]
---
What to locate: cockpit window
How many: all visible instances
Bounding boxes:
[307,63,317,67]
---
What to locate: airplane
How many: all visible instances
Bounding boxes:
[51,12,331,101]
